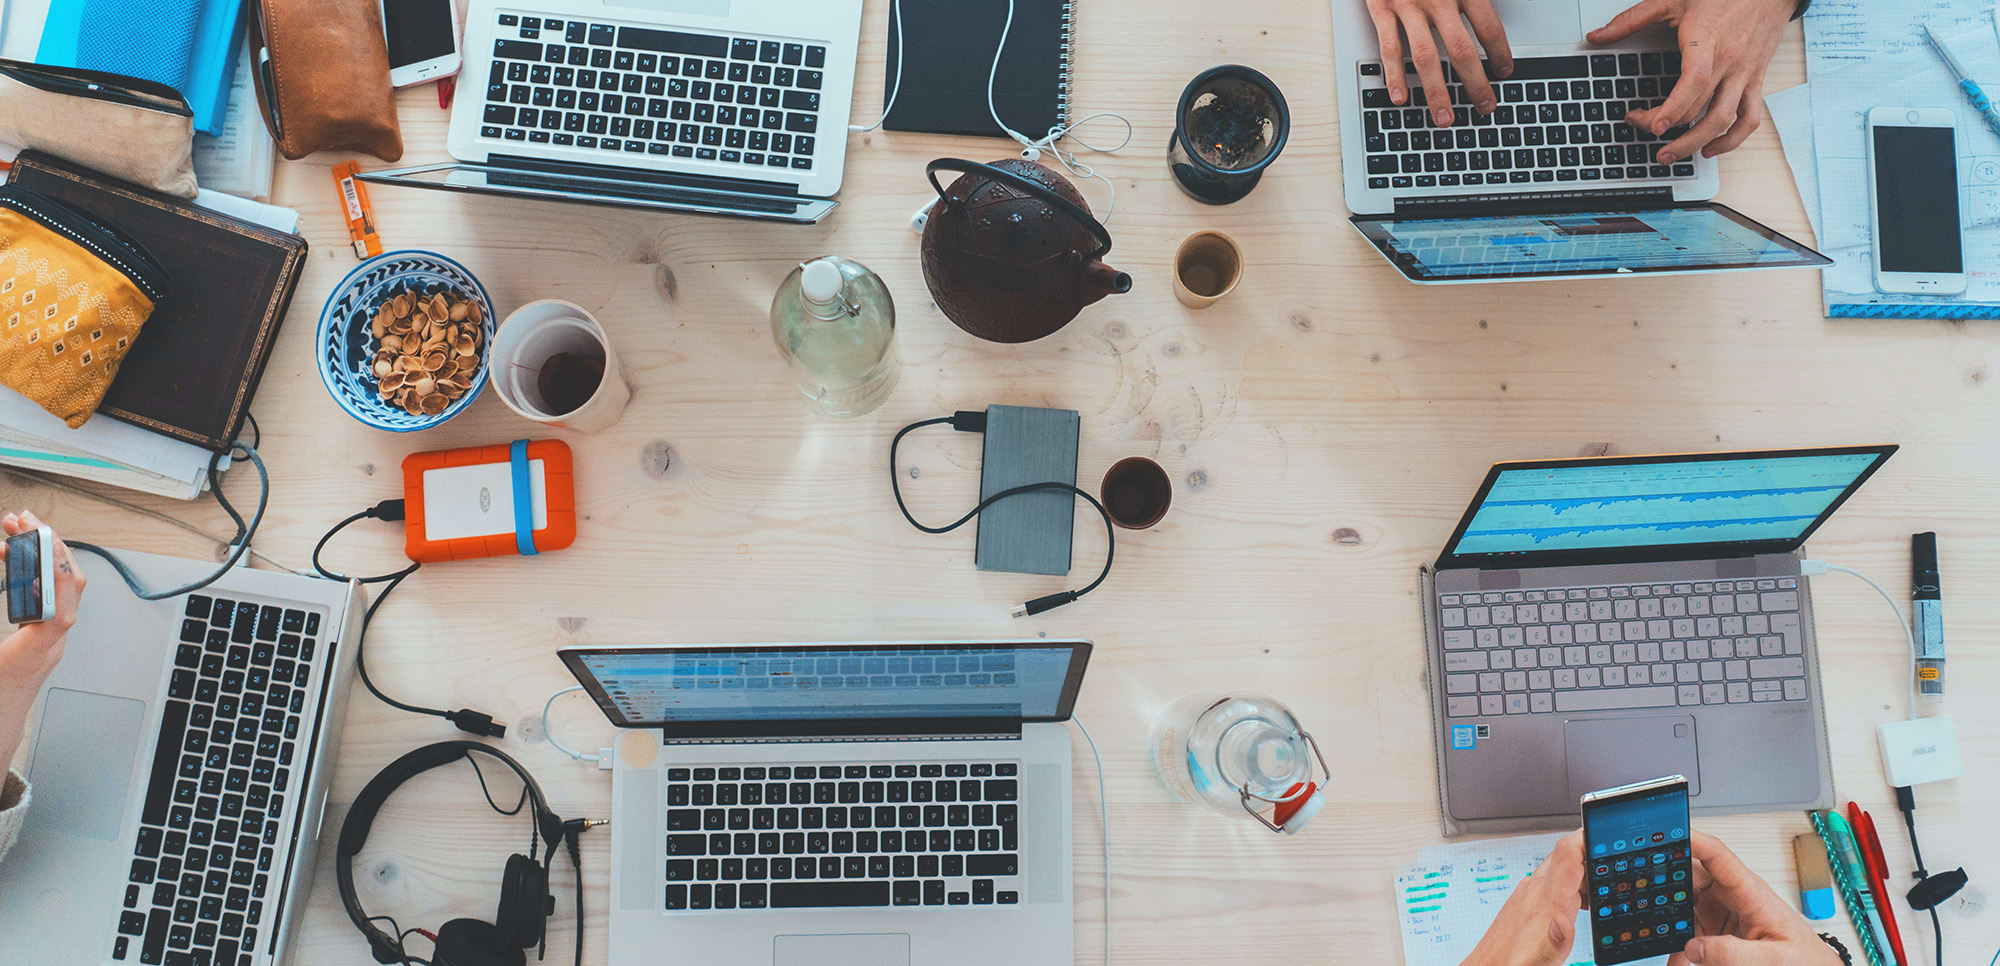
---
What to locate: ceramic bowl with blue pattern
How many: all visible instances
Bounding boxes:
[315,251,495,432]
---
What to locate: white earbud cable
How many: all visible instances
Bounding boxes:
[1071,715,1111,965]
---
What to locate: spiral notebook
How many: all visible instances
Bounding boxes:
[881,0,1073,139]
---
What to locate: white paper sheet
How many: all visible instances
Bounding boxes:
[1396,833,1594,966]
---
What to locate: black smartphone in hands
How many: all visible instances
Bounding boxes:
[6,526,55,624]
[1582,775,1695,965]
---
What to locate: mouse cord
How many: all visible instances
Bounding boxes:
[1800,561,1919,721]
[1071,715,1111,966]
[67,437,271,600]
[890,413,1115,617]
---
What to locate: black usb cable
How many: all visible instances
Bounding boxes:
[1895,784,1970,966]
[890,411,1115,617]
[314,500,506,738]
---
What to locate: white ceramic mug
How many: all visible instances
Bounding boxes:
[490,299,631,434]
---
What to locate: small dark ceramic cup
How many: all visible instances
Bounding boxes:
[1101,457,1172,529]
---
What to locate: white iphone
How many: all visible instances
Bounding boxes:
[382,0,462,88]
[1867,107,1966,296]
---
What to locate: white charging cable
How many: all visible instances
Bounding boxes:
[1070,715,1111,966]
[542,685,609,765]
[1801,560,1920,720]
[849,0,1132,221]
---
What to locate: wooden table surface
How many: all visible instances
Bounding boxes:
[9,1,1998,963]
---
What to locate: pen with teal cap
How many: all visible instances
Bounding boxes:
[1823,810,1900,966]
[1925,25,2000,142]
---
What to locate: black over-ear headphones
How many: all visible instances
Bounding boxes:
[337,742,573,966]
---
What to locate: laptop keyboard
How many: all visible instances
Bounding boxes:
[113,594,324,966]
[664,762,1023,912]
[483,12,829,172]
[1356,54,1696,191]
[1438,578,1807,717]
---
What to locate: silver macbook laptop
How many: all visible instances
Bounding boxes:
[360,0,862,222]
[0,547,363,966]
[558,641,1089,966]
[1329,0,1830,282]
[1420,446,1897,835]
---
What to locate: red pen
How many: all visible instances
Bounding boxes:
[1848,802,1910,966]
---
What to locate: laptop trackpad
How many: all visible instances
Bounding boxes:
[602,0,731,18]
[1490,0,1583,46]
[1564,715,1700,802]
[775,934,910,966]
[25,688,148,842]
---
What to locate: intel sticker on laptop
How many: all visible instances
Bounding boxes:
[1452,725,1477,750]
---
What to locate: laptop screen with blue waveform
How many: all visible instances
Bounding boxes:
[1443,449,1893,562]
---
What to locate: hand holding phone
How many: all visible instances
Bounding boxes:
[1673,833,1844,966]
[1583,776,1696,965]
[5,526,54,624]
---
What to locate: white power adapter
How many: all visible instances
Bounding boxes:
[1879,715,1963,787]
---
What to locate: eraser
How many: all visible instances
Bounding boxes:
[1794,833,1836,921]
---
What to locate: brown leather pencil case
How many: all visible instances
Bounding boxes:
[247,0,403,161]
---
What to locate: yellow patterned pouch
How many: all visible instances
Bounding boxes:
[0,184,168,427]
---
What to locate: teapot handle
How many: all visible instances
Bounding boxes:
[925,158,1112,260]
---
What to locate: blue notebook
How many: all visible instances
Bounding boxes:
[35,0,242,135]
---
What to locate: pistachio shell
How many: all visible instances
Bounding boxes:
[379,371,406,392]
[422,349,447,372]
[382,334,405,353]
[448,300,470,322]
[409,374,435,395]
[420,392,449,415]
[467,300,484,323]
[391,293,412,317]
[371,358,393,378]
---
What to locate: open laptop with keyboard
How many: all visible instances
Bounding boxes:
[1328,0,1829,282]
[0,547,363,966]
[559,641,1089,966]
[360,0,862,222]
[1421,446,1896,832]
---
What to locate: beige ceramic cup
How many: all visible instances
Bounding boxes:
[1173,230,1244,308]
[490,299,631,434]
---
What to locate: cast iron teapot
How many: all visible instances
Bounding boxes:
[920,157,1131,344]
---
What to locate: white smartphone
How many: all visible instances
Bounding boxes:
[382,0,462,88]
[1867,107,1966,296]
[6,526,55,625]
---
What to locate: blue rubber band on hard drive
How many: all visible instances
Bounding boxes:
[511,439,538,556]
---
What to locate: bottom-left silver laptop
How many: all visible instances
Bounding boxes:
[0,547,363,966]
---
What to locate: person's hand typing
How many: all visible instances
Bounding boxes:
[1363,0,1516,127]
[0,510,86,770]
[1670,832,1841,966]
[1463,830,1587,966]
[1587,0,1795,163]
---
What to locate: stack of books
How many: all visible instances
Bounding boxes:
[0,387,228,499]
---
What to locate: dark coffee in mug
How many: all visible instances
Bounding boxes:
[536,349,606,416]
[1102,457,1173,529]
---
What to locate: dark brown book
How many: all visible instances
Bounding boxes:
[5,150,306,451]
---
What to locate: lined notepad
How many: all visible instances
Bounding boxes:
[1396,833,1593,966]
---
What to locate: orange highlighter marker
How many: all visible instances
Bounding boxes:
[332,160,382,258]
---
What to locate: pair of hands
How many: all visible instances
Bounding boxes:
[1466,830,1841,966]
[1363,0,1796,163]
[0,511,85,772]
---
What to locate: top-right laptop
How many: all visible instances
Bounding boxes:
[1422,446,1897,833]
[1329,0,1831,282]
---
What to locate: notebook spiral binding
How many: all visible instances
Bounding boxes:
[1828,303,2000,319]
[1055,2,1074,128]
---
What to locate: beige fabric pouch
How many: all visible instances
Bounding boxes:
[0,59,198,198]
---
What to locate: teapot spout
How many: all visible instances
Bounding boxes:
[1080,261,1133,306]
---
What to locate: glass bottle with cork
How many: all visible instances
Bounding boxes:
[770,256,898,417]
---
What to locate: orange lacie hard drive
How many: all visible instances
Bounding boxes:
[401,439,576,563]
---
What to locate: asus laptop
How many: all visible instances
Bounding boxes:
[361,0,863,222]
[1329,0,1830,282]
[1419,446,1897,833]
[559,640,1090,966]
[0,547,363,965]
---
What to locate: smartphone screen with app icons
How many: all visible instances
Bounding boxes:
[1581,776,1694,965]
